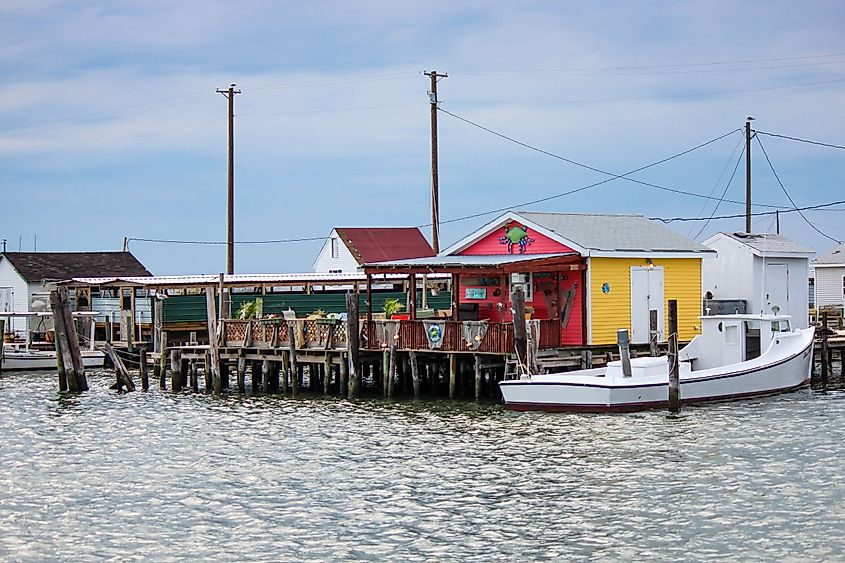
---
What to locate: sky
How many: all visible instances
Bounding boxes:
[1,0,844,275]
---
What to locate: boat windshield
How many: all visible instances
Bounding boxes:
[771,319,791,333]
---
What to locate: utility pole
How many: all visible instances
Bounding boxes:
[216,84,241,274]
[745,116,754,233]
[425,70,447,254]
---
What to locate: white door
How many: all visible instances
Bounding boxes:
[630,266,664,344]
[0,288,11,313]
[765,264,789,315]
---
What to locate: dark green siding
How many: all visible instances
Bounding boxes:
[163,291,452,324]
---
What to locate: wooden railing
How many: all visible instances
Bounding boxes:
[222,318,562,354]
[222,319,347,349]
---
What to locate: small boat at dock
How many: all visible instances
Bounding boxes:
[1,311,106,372]
[499,314,815,412]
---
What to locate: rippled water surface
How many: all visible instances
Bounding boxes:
[0,371,843,561]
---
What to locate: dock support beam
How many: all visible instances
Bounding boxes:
[410,351,421,400]
[449,354,457,399]
[346,293,360,399]
[668,299,680,413]
[288,321,299,397]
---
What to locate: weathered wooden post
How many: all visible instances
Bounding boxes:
[50,288,88,392]
[190,360,199,392]
[346,293,360,399]
[410,350,421,399]
[512,288,527,370]
[236,350,247,393]
[205,284,222,394]
[668,299,680,412]
[449,354,457,399]
[382,348,390,397]
[159,331,168,389]
[153,296,163,354]
[324,354,332,395]
[262,359,272,393]
[288,321,299,396]
[170,349,182,392]
[474,354,482,401]
[280,350,289,393]
[251,360,262,392]
[649,309,659,357]
[139,344,149,391]
[54,325,68,392]
[820,311,829,383]
[339,353,349,397]
[617,329,632,377]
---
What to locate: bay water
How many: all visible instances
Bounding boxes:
[0,371,843,561]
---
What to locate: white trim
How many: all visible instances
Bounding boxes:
[589,250,715,259]
[703,232,815,259]
[812,263,845,268]
[440,212,590,256]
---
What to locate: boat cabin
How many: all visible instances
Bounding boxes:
[686,314,794,370]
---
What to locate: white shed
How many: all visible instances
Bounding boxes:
[0,252,151,339]
[813,243,845,309]
[702,233,814,328]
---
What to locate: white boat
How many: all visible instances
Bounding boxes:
[1,311,106,372]
[499,314,815,412]
[1,348,106,371]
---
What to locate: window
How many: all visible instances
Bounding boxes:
[329,269,342,274]
[331,237,339,259]
[509,272,533,301]
[842,275,845,298]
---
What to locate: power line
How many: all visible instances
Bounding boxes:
[454,52,845,74]
[756,130,845,151]
[0,118,225,160]
[692,143,746,240]
[445,77,845,106]
[754,136,842,243]
[688,135,745,237]
[456,58,845,78]
[0,90,209,135]
[654,199,845,223]
[436,107,788,220]
[127,236,327,246]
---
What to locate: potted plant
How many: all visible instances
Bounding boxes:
[383,298,405,320]
[237,299,261,320]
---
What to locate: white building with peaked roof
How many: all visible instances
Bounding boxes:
[702,233,814,328]
[813,242,845,309]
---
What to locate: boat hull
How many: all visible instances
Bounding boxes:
[500,330,814,413]
[1,350,106,371]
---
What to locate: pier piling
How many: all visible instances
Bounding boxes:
[668,299,680,413]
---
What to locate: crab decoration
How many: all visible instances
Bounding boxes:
[499,222,535,254]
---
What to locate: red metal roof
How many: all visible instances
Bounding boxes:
[335,227,435,265]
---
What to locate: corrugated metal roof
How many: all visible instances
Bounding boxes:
[814,242,845,265]
[516,212,714,253]
[367,253,576,268]
[66,272,449,287]
[720,232,815,257]
[335,227,435,265]
[1,251,151,282]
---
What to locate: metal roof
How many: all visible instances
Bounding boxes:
[716,232,815,257]
[814,242,845,265]
[366,253,577,268]
[516,212,714,254]
[0,251,151,282]
[334,227,435,265]
[64,271,449,287]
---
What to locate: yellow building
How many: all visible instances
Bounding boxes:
[442,211,715,346]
